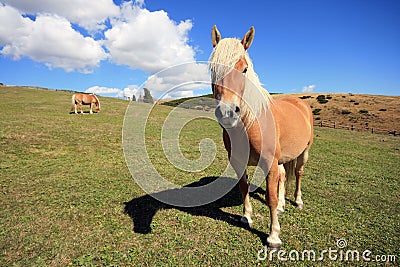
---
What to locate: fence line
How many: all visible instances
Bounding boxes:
[314,120,398,136]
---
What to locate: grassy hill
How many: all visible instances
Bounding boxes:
[163,92,400,134]
[1,86,399,266]
[279,93,400,134]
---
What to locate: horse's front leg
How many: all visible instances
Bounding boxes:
[223,129,253,227]
[231,158,253,227]
[239,172,253,226]
[89,103,93,114]
[266,161,282,249]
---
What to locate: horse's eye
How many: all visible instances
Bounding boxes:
[242,67,248,74]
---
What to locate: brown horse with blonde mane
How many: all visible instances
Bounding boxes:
[209,25,313,249]
[71,93,101,114]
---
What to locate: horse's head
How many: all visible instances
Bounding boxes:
[93,95,101,112]
[209,25,255,129]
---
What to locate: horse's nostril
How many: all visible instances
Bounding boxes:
[235,106,240,113]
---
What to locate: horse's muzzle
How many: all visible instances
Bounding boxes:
[215,102,240,128]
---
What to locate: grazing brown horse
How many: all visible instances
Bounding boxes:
[209,25,313,249]
[71,93,101,114]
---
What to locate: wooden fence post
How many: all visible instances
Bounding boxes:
[314,120,398,137]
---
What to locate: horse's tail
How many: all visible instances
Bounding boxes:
[71,94,76,111]
[284,159,297,184]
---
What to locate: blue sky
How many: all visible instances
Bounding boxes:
[1,0,399,98]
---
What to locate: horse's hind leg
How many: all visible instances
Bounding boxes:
[277,164,286,215]
[294,148,309,209]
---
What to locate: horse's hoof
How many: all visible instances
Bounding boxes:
[267,243,281,251]
[267,236,282,251]
[240,216,253,228]
[277,209,284,216]
[296,203,304,210]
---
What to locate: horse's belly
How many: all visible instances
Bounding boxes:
[278,150,303,165]
[278,130,310,164]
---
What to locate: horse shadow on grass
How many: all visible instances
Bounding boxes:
[123,176,269,245]
[69,111,99,114]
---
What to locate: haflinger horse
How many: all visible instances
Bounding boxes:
[71,93,101,114]
[209,25,313,249]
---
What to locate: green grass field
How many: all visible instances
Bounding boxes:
[1,86,399,266]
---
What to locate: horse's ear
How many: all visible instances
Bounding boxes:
[241,26,255,50]
[211,25,221,47]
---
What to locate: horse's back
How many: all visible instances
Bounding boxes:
[276,97,312,123]
[73,93,83,102]
[271,97,313,162]
[75,93,92,104]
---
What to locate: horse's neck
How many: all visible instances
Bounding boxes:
[240,82,271,128]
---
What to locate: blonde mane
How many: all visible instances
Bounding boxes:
[92,94,101,109]
[209,38,273,127]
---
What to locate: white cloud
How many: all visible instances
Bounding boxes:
[143,62,210,99]
[0,1,207,98]
[86,86,121,94]
[104,3,195,73]
[163,90,194,99]
[123,85,140,99]
[302,84,316,93]
[134,0,145,8]
[0,5,108,72]
[85,85,142,99]
[1,0,119,32]
[0,4,27,44]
